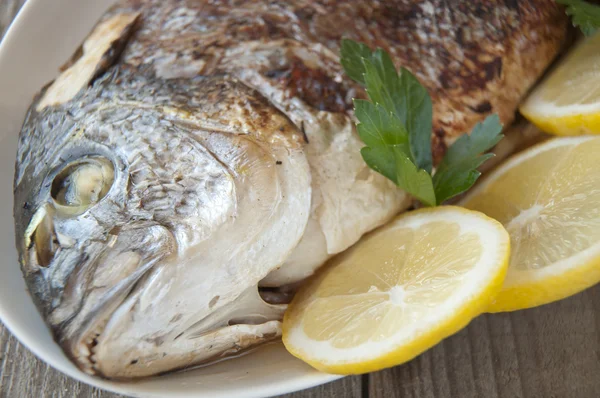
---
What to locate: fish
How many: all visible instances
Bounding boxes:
[13,0,568,379]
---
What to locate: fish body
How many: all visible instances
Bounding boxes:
[14,0,567,378]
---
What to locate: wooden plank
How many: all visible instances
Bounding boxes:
[280,377,363,398]
[369,285,600,398]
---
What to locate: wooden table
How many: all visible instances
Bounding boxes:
[2,1,600,397]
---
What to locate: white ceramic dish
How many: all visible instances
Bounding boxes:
[0,0,341,396]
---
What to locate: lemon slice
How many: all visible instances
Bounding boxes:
[462,136,600,312]
[282,207,509,374]
[520,32,600,136]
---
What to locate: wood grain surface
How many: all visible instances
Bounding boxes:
[1,1,600,397]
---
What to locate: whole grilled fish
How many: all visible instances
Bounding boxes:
[14,0,567,379]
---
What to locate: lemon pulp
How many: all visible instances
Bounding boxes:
[283,207,509,374]
[463,136,600,311]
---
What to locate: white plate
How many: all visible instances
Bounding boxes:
[0,0,340,396]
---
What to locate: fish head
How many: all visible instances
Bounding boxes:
[15,126,178,365]
[14,64,311,377]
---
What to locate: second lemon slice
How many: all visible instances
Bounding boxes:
[462,136,600,312]
[283,207,509,375]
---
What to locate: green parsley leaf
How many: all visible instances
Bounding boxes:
[360,146,399,186]
[354,99,408,148]
[340,39,502,207]
[557,0,600,36]
[437,114,504,168]
[340,39,372,85]
[362,49,400,112]
[361,146,436,207]
[394,152,436,207]
[433,115,503,204]
[432,154,494,205]
[359,50,433,172]
[398,68,433,174]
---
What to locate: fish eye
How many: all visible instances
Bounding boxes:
[51,156,114,214]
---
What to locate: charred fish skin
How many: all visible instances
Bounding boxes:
[14,0,568,379]
[109,0,568,158]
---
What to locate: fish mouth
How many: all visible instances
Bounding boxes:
[66,253,163,376]
[73,310,111,375]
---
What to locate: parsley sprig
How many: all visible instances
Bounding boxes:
[340,39,503,206]
[557,0,600,36]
